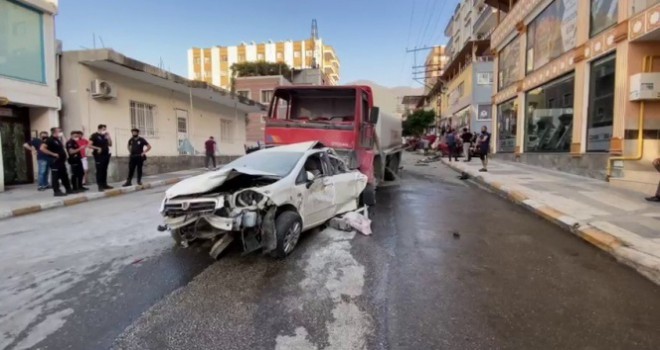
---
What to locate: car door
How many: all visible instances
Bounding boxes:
[328,155,363,213]
[298,152,336,227]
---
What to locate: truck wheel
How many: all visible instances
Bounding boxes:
[270,211,303,259]
[360,184,376,207]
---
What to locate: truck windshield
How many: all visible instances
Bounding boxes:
[276,89,356,123]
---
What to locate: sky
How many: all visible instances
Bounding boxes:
[56,0,459,88]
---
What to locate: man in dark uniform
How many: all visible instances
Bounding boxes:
[90,124,113,191]
[123,128,151,186]
[66,131,88,192]
[39,127,73,197]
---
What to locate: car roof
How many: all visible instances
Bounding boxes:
[260,141,326,153]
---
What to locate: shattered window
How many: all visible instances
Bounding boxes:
[223,151,302,177]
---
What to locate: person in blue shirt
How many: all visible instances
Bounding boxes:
[23,131,51,191]
[478,126,492,172]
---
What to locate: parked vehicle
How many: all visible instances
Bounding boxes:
[263,85,403,205]
[158,141,368,259]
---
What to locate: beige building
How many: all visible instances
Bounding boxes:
[487,0,660,194]
[0,0,59,192]
[188,39,340,89]
[59,49,263,183]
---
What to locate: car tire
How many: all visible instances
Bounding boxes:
[270,211,303,259]
[360,183,376,207]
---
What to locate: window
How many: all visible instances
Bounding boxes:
[587,54,615,152]
[525,73,575,152]
[177,117,187,133]
[204,57,210,64]
[591,0,618,37]
[220,119,234,143]
[497,99,517,153]
[498,36,520,89]
[329,156,348,174]
[257,53,264,60]
[260,90,274,104]
[238,55,245,62]
[221,55,228,61]
[526,0,578,73]
[236,90,250,98]
[477,72,493,85]
[306,50,313,57]
[276,52,283,60]
[130,101,157,137]
[194,57,201,65]
[294,51,301,58]
[0,0,45,83]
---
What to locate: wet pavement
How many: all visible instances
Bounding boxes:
[2,159,660,349]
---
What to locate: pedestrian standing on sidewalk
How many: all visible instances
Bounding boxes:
[123,128,151,187]
[645,158,660,202]
[66,131,88,192]
[77,131,90,185]
[460,128,473,162]
[204,136,217,169]
[40,127,73,197]
[478,126,492,172]
[23,131,51,191]
[90,124,113,191]
[445,128,459,162]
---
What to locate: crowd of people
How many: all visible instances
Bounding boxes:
[23,124,151,197]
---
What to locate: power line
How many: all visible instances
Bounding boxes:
[415,0,433,48]
[419,0,441,47]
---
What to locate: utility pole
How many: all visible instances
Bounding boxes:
[311,19,319,69]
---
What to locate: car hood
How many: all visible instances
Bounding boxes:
[165,167,279,199]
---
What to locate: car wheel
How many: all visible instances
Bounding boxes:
[360,183,376,207]
[271,211,303,258]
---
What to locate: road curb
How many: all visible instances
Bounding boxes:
[440,158,660,286]
[0,175,192,221]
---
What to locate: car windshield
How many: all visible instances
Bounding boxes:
[221,151,303,177]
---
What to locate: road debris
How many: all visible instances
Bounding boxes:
[328,207,373,236]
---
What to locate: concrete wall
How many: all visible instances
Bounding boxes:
[496,152,611,180]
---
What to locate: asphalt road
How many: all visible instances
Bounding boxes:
[2,158,660,350]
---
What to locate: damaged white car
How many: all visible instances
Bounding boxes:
[158,141,368,259]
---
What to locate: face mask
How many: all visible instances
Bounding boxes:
[41,136,48,140]
[100,130,107,135]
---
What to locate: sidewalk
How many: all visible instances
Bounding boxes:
[0,168,207,221]
[439,156,660,285]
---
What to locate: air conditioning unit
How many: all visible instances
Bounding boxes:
[630,73,660,101]
[91,79,117,99]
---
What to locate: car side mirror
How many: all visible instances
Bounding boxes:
[369,106,380,124]
[305,171,316,188]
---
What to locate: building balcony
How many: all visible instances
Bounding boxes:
[473,6,498,38]
[630,0,660,16]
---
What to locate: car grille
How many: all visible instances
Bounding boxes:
[164,200,217,217]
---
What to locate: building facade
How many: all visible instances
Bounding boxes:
[188,39,340,89]
[60,49,263,183]
[488,0,660,194]
[0,0,59,192]
[422,46,449,115]
[430,0,498,133]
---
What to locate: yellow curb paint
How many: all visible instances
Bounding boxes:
[12,205,42,216]
[535,206,566,223]
[489,181,504,190]
[63,197,88,206]
[508,190,528,203]
[578,226,623,252]
[104,189,122,197]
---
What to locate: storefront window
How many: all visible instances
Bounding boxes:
[591,0,618,37]
[497,100,517,153]
[454,107,471,130]
[526,0,578,73]
[587,54,615,152]
[525,73,575,152]
[498,36,520,89]
[0,0,45,83]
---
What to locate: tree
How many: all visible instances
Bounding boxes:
[230,61,291,93]
[403,109,436,137]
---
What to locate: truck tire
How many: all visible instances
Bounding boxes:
[360,184,376,207]
[270,211,303,259]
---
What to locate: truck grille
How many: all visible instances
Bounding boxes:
[164,200,217,217]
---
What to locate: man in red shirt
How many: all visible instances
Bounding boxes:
[77,132,91,184]
[204,136,217,169]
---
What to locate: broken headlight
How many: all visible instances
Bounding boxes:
[236,190,265,207]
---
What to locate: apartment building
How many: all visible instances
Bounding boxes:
[0,0,59,192]
[422,46,449,114]
[487,0,660,194]
[429,0,499,133]
[188,39,340,89]
[59,49,263,183]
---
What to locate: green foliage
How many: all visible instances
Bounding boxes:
[403,109,436,137]
[231,61,291,79]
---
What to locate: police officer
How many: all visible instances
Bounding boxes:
[40,127,73,197]
[66,131,88,192]
[123,128,151,186]
[90,124,113,191]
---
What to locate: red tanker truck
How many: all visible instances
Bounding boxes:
[263,85,403,205]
